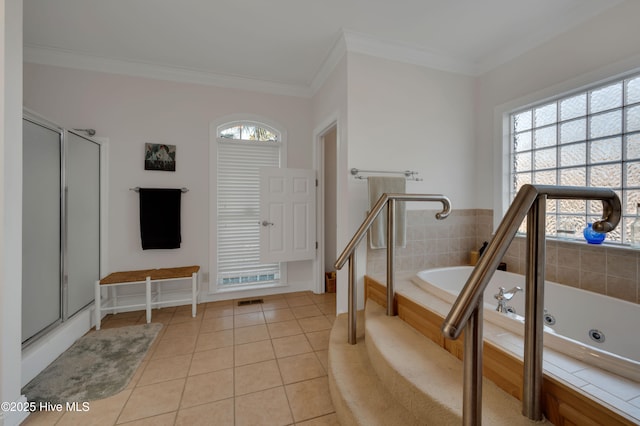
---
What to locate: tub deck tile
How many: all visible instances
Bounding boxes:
[574,368,640,402]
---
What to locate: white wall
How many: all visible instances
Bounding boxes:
[476,0,640,215]
[1,1,27,425]
[347,52,477,210]
[23,63,315,300]
[344,52,476,312]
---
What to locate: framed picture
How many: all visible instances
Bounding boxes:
[145,143,176,171]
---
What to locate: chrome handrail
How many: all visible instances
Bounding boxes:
[335,193,451,344]
[440,184,621,425]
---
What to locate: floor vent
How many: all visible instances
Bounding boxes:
[237,298,264,306]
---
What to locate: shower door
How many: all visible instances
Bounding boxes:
[65,131,101,317]
[22,116,102,344]
[22,118,63,342]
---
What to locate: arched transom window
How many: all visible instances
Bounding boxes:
[219,123,279,142]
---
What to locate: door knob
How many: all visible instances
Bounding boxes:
[261,220,274,227]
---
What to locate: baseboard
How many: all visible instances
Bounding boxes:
[202,279,316,303]
[0,395,30,426]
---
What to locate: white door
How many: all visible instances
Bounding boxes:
[259,167,316,263]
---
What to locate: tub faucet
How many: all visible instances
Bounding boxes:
[494,286,522,313]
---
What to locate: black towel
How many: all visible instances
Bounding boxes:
[139,188,182,250]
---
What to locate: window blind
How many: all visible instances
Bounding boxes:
[217,139,281,286]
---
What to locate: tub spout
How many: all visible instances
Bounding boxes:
[494,286,522,313]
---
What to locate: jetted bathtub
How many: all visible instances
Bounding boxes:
[411,266,640,382]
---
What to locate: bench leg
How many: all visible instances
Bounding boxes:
[111,286,118,315]
[95,280,101,330]
[156,281,162,309]
[146,276,152,323]
[192,272,197,318]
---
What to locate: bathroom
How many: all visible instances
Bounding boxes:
[3,1,640,425]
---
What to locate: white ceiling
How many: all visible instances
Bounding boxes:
[23,0,624,96]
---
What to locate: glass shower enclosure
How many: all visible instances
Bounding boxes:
[22,113,101,345]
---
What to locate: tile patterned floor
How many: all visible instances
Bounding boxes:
[23,291,339,426]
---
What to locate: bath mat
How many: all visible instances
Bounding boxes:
[22,323,162,403]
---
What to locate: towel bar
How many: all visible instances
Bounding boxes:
[350,168,422,181]
[130,187,189,193]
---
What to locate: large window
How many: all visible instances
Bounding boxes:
[217,121,282,288]
[509,73,640,244]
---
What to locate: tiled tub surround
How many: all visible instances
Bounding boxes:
[503,237,640,304]
[368,208,640,305]
[366,209,494,274]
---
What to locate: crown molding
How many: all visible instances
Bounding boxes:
[309,33,347,96]
[24,44,313,98]
[21,33,528,100]
[308,30,479,95]
[342,30,476,76]
[24,33,477,104]
[24,35,479,102]
[23,0,625,99]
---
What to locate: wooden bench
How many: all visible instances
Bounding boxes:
[95,265,200,330]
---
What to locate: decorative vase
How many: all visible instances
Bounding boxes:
[583,223,605,244]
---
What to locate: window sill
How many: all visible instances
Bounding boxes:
[514,234,640,253]
[214,281,288,294]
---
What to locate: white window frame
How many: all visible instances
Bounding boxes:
[497,67,640,246]
[209,115,288,294]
